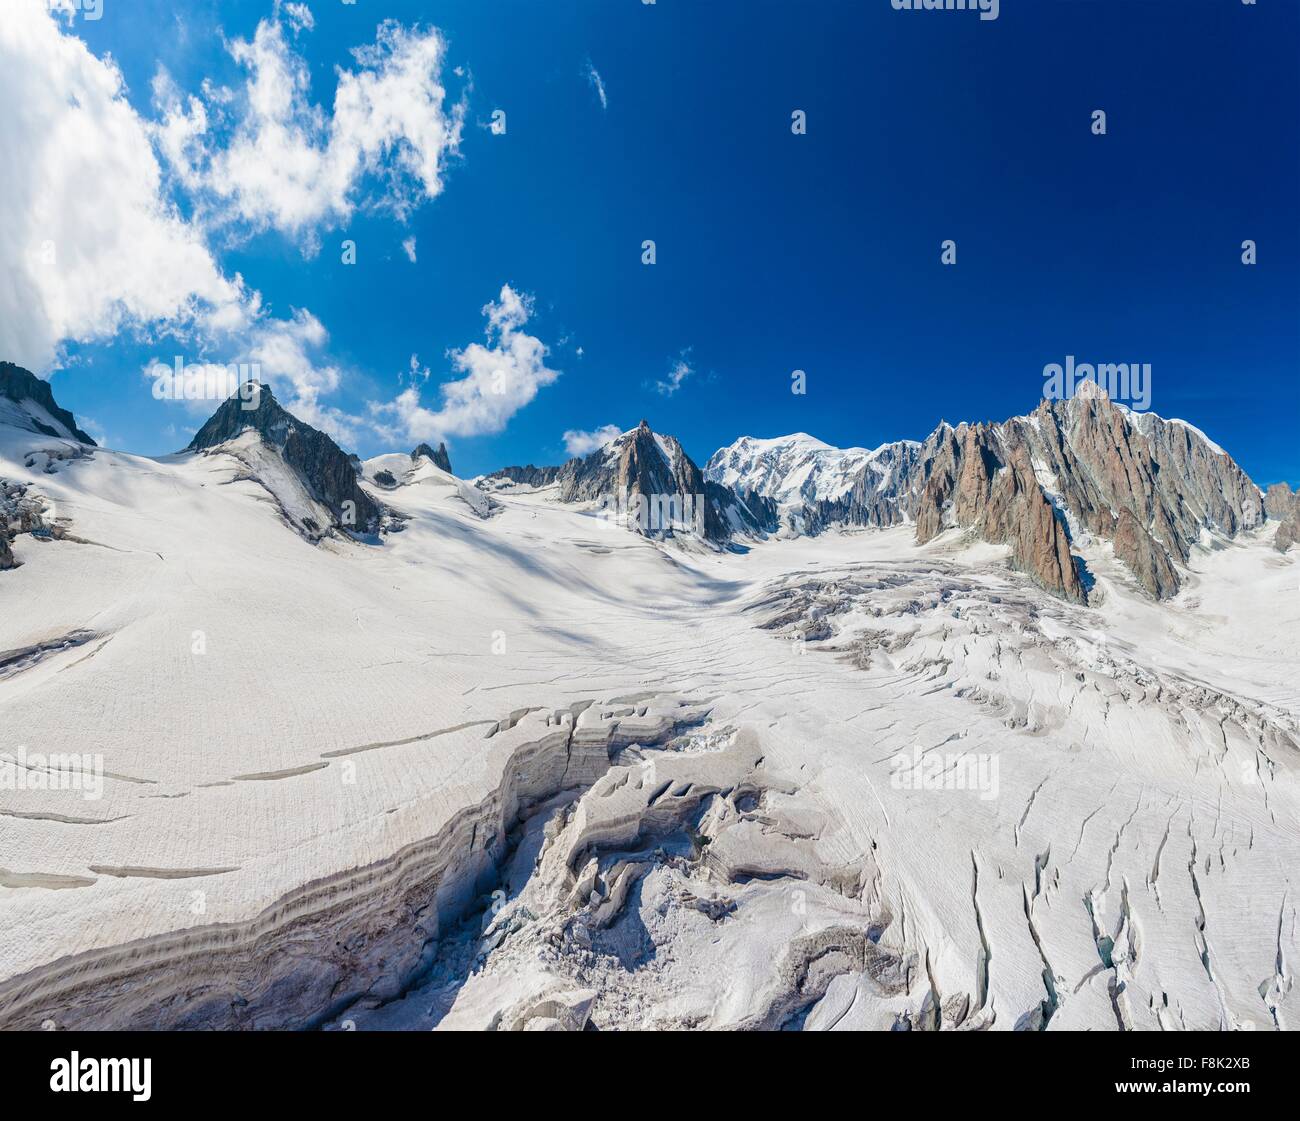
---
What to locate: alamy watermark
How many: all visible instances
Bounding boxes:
[891,0,999,22]
[48,0,104,21]
[0,746,104,801]
[151,358,263,410]
[595,492,705,538]
[1043,355,1152,412]
[890,744,1000,801]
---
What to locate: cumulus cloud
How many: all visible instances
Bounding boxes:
[370,285,560,443]
[166,15,465,246]
[655,350,694,396]
[0,3,462,445]
[246,310,361,440]
[0,1,244,373]
[563,425,621,458]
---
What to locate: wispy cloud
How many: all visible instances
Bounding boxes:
[401,236,417,263]
[563,424,621,457]
[277,1,314,35]
[655,349,694,397]
[584,59,607,111]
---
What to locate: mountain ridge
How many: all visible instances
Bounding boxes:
[485,419,773,545]
[188,382,382,540]
[706,387,1269,600]
[0,362,97,445]
[2,362,1293,597]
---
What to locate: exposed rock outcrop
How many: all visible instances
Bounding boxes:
[1265,482,1299,553]
[481,464,563,489]
[914,423,1086,602]
[412,442,452,473]
[1112,508,1181,599]
[2,479,64,571]
[708,386,1261,601]
[493,421,772,545]
[0,362,96,445]
[188,383,381,538]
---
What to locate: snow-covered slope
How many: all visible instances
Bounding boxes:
[705,433,920,535]
[361,448,495,519]
[1,373,1297,1033]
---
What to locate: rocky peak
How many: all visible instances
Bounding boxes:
[412,442,452,473]
[0,362,96,445]
[188,383,381,538]
[704,433,921,535]
[714,386,1268,601]
[492,420,769,545]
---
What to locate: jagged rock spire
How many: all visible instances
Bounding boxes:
[412,442,452,473]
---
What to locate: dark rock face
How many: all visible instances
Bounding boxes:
[1016,394,1257,569]
[914,423,1087,603]
[188,383,381,536]
[1266,482,1300,553]
[1112,508,1181,600]
[492,421,771,545]
[1002,393,1262,597]
[708,481,778,539]
[0,362,96,445]
[710,387,1262,601]
[556,420,730,542]
[412,442,452,473]
[483,464,563,488]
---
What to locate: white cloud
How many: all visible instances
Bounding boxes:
[585,60,607,111]
[563,424,621,458]
[151,71,213,195]
[370,285,559,442]
[655,350,694,396]
[403,353,430,384]
[401,236,417,263]
[0,3,462,447]
[245,310,361,441]
[279,2,314,34]
[171,16,465,246]
[137,308,356,441]
[0,1,245,373]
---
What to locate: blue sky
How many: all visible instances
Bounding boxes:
[12,0,1300,485]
